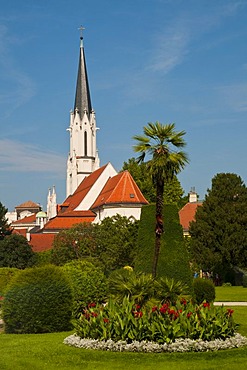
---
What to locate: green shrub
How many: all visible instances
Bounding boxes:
[192,278,216,304]
[154,277,188,305]
[108,270,189,308]
[34,250,52,266]
[222,282,232,287]
[2,265,73,333]
[62,260,108,317]
[108,269,154,306]
[243,274,247,288]
[74,297,237,343]
[0,267,20,295]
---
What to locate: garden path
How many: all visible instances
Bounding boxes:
[214,302,247,306]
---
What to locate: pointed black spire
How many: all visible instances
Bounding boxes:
[74,27,92,117]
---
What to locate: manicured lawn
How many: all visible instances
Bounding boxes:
[231,306,247,337]
[215,286,247,302]
[0,306,247,370]
[0,330,247,370]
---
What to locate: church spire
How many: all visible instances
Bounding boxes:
[74,26,92,117]
[66,28,100,197]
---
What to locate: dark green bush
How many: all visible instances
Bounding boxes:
[0,267,20,295]
[2,265,73,333]
[0,234,36,269]
[243,274,247,288]
[62,260,108,317]
[192,278,216,304]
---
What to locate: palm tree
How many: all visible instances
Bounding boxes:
[133,122,189,278]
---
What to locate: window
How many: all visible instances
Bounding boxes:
[84,131,87,156]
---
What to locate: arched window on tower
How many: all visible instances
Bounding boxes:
[84,131,87,156]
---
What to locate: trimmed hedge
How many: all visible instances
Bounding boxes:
[192,278,216,304]
[0,267,20,295]
[135,204,192,289]
[2,265,73,333]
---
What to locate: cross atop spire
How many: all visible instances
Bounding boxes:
[78,25,85,47]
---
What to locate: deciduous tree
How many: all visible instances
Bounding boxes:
[0,234,36,269]
[51,216,139,273]
[51,223,98,265]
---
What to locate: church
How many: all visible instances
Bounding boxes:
[11,30,148,252]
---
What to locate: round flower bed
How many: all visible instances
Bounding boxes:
[64,297,247,352]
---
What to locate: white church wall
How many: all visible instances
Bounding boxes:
[93,206,142,223]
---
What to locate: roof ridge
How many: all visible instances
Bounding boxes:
[124,171,139,199]
[109,172,126,202]
[91,170,148,209]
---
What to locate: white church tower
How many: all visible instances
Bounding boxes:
[66,28,100,197]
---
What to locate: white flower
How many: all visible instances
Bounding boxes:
[63,333,247,353]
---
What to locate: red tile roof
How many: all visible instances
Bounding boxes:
[29,234,56,252]
[43,210,95,230]
[23,166,148,245]
[11,214,36,225]
[91,171,148,209]
[179,202,202,231]
[58,164,109,213]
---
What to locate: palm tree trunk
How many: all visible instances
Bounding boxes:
[152,181,164,278]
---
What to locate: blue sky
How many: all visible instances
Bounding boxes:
[1,0,247,211]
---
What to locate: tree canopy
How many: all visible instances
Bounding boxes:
[51,215,139,274]
[51,223,98,266]
[0,234,36,269]
[122,157,185,206]
[190,173,247,277]
[0,202,12,240]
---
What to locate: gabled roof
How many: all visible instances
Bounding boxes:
[26,165,148,249]
[91,171,148,209]
[15,200,40,209]
[43,210,95,230]
[179,202,202,231]
[59,164,110,213]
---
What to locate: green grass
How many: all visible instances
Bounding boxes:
[215,286,247,302]
[233,307,247,337]
[0,306,247,370]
